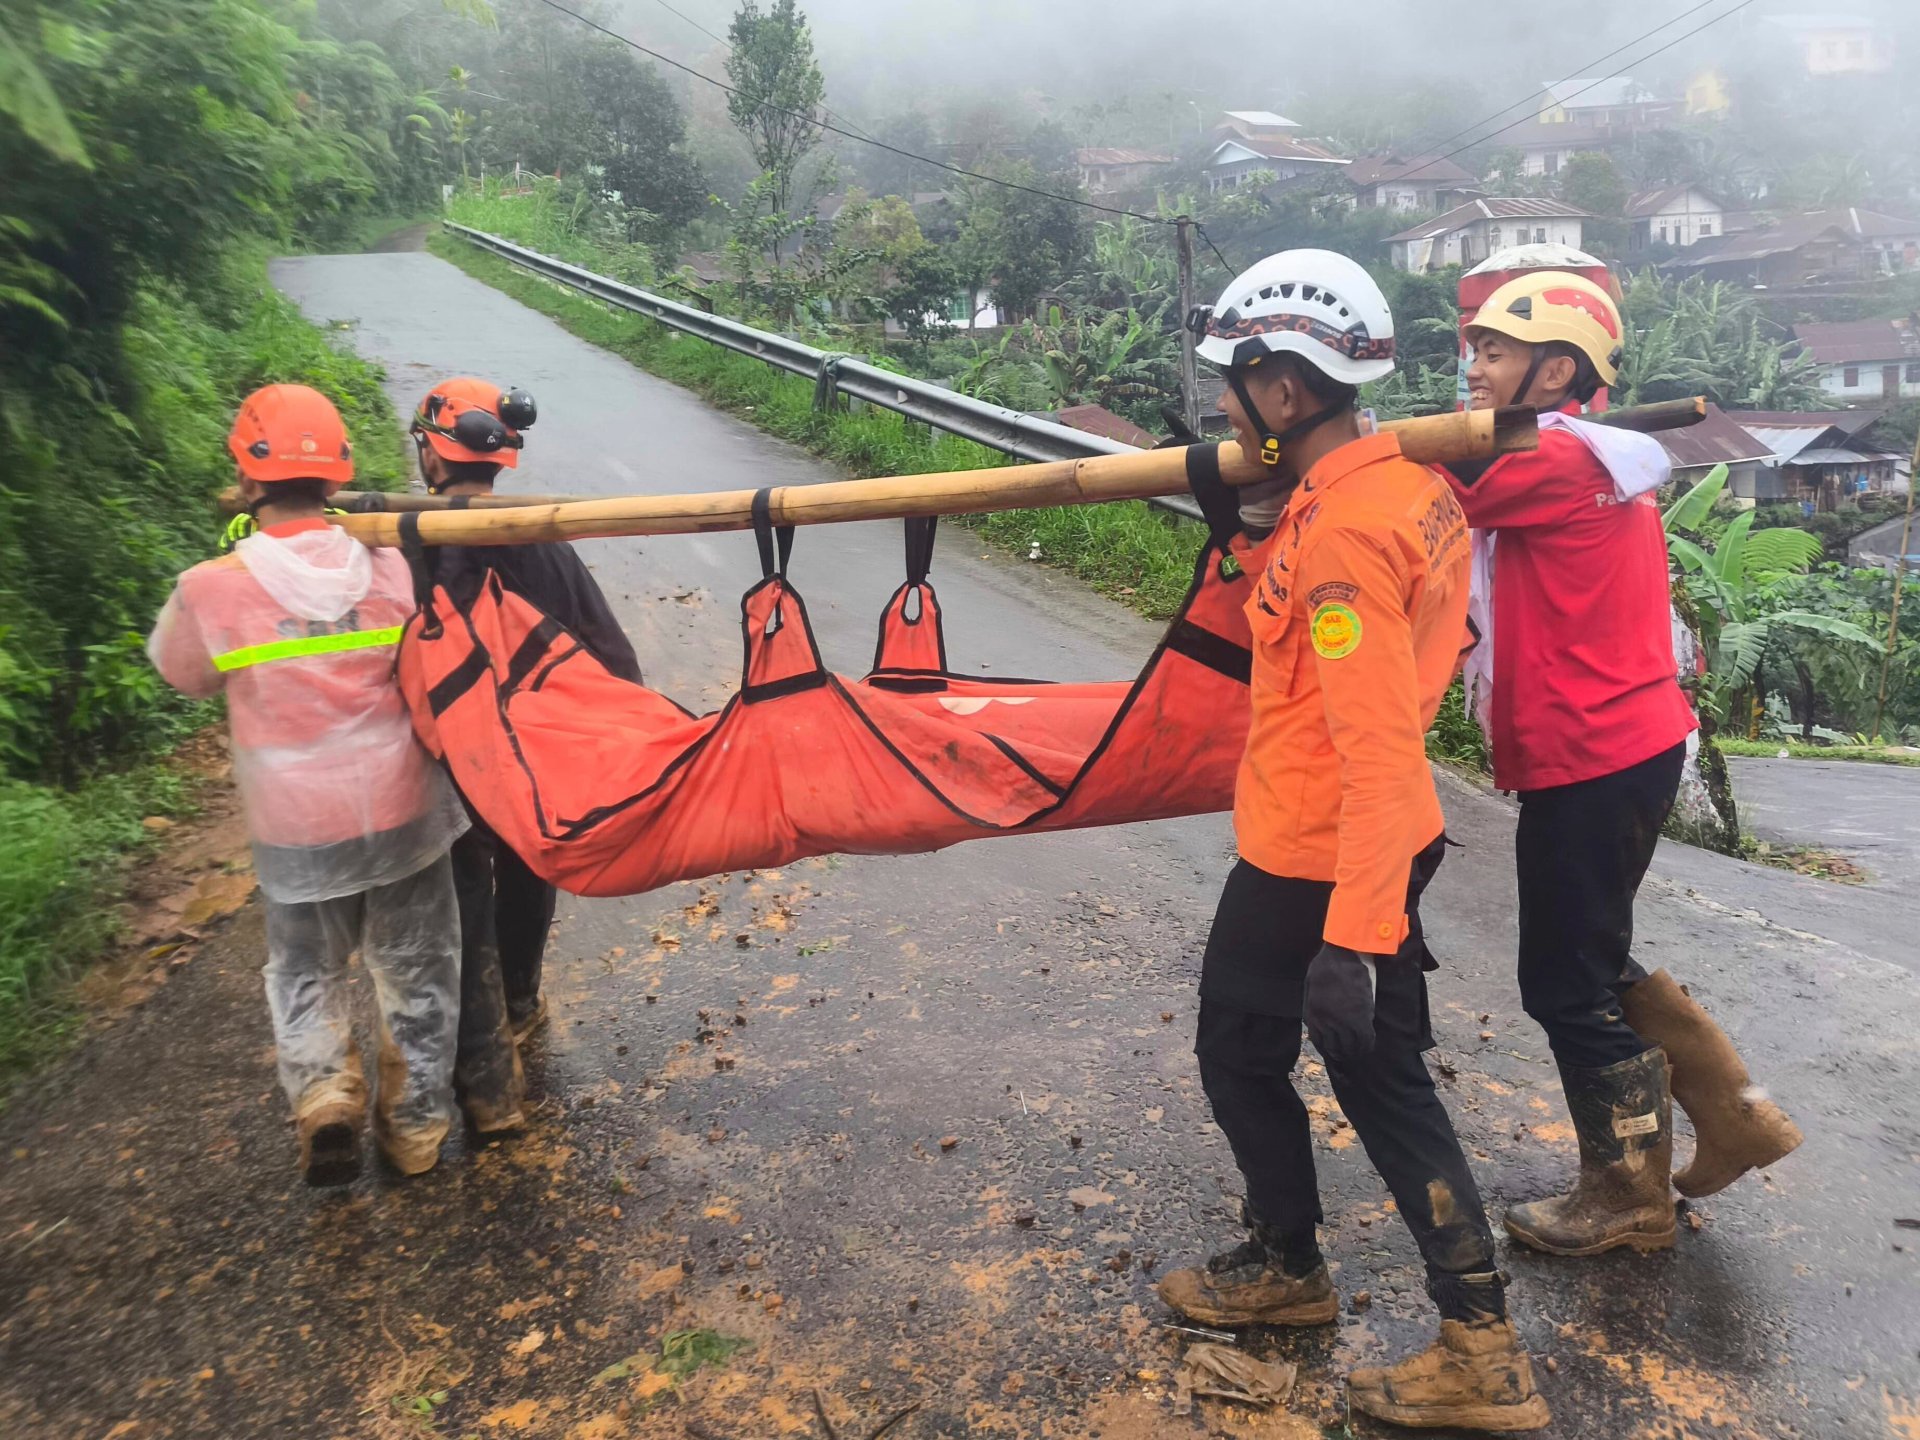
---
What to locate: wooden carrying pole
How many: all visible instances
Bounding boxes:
[333,407,1536,549]
[220,397,1707,519]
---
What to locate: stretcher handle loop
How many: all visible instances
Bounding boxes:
[904,515,938,587]
[750,487,796,578]
[398,511,443,641]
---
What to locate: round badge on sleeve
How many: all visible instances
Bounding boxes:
[1310,602,1362,659]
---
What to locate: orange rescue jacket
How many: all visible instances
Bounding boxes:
[1233,431,1472,953]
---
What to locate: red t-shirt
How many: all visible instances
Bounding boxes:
[1444,422,1697,792]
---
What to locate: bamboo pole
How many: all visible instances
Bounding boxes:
[221,397,1710,519]
[330,408,1536,549]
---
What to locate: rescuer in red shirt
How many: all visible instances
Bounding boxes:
[1158,249,1549,1433]
[1448,272,1802,1257]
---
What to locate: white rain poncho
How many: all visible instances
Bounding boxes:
[148,522,467,903]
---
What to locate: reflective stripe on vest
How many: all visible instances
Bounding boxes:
[211,626,404,673]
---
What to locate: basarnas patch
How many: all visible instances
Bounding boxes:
[1310,602,1362,659]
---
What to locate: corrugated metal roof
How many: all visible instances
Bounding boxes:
[1657,404,1777,469]
[1208,136,1347,167]
[1345,153,1479,187]
[1544,77,1657,110]
[1074,148,1173,167]
[1384,196,1593,243]
[1223,110,1299,129]
[1744,425,1847,462]
[1037,404,1158,451]
[1791,447,1877,465]
[1626,185,1721,218]
[1733,408,1884,434]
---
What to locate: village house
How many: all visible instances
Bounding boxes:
[1073,148,1173,197]
[1627,186,1724,252]
[1763,13,1895,76]
[1384,198,1591,273]
[1342,154,1481,213]
[1663,209,1920,289]
[1790,316,1920,403]
[1502,76,1675,177]
[1733,409,1894,511]
[1655,403,1779,503]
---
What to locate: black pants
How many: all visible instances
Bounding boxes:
[1515,742,1684,1070]
[1195,839,1500,1319]
[450,817,557,1109]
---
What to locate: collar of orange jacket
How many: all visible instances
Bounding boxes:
[260,517,333,538]
[1292,429,1405,508]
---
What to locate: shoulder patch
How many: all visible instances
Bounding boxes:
[1310,601,1362,660]
[1306,580,1358,607]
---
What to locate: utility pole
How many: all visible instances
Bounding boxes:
[1176,215,1201,437]
[1870,429,1919,741]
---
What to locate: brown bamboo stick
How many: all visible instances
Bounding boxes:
[329,407,1536,549]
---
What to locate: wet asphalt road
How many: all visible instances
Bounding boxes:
[3,249,1919,1440]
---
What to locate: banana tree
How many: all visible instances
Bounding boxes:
[1665,464,1883,731]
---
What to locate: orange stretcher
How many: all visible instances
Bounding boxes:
[397,508,1254,897]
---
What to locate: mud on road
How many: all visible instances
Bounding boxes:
[3,250,1918,1440]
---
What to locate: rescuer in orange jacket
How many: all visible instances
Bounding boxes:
[408,378,644,1136]
[1157,251,1548,1432]
[147,385,468,1185]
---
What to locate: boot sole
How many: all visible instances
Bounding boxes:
[1503,1214,1676,1257]
[1160,1294,1340,1328]
[302,1122,361,1187]
[1350,1390,1552,1432]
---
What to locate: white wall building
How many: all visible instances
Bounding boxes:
[1627,186,1724,251]
[1385,198,1592,273]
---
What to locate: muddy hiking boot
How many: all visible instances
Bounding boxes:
[1622,969,1802,1197]
[1157,1216,1338,1327]
[1504,1046,1676,1257]
[294,1077,367,1188]
[1348,1317,1551,1432]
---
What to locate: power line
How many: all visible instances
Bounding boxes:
[532,0,1170,224]
[1404,0,1734,164]
[629,0,879,142]
[1424,0,1761,170]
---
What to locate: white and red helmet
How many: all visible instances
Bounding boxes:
[1193,248,1396,386]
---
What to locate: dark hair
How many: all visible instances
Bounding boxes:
[418,448,504,491]
[256,478,331,507]
[1539,341,1604,403]
[1273,351,1360,411]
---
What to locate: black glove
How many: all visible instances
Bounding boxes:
[1303,943,1379,1067]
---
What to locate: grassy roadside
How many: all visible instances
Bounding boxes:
[0,250,411,1090]
[1716,737,1920,766]
[428,232,1210,619]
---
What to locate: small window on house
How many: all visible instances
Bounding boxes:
[1535,227,1547,243]
[1491,227,1502,250]
[1844,366,1860,387]
[1906,362,1920,383]
[1700,220,1712,236]
[1546,152,1560,175]
[1659,223,1669,243]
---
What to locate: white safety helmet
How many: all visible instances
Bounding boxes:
[1191,248,1396,386]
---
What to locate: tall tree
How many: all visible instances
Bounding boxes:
[724,0,824,255]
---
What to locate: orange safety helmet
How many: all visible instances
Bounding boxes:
[228,383,354,484]
[411,376,537,468]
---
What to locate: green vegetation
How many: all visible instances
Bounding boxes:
[0,0,438,1075]
[1665,465,1917,744]
[1717,738,1920,766]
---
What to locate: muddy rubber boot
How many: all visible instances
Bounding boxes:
[1156,1219,1338,1327]
[294,1072,366,1188]
[1348,1318,1551,1432]
[376,1116,451,1176]
[1504,1047,1676,1257]
[509,994,550,1046]
[1621,969,1802,1198]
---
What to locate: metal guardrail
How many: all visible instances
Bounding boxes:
[445,222,1203,522]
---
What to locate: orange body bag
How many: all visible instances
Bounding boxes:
[397,516,1253,897]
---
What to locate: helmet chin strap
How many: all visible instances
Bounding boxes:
[1226,367,1349,468]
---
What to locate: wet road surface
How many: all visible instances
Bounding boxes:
[4,249,1919,1440]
